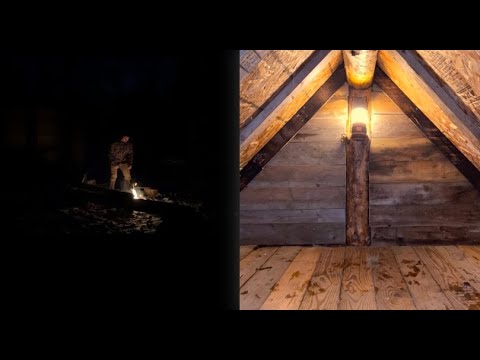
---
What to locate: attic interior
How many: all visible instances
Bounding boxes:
[239,50,480,310]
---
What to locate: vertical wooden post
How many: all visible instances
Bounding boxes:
[346,89,371,246]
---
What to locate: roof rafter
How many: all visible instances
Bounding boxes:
[377,50,480,171]
[240,50,315,128]
[415,50,480,120]
[240,65,346,190]
[375,68,480,193]
[240,50,343,170]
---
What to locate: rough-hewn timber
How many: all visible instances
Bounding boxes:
[374,68,480,192]
[240,84,348,245]
[377,50,480,171]
[345,87,371,246]
[368,81,480,245]
[415,50,480,122]
[240,50,343,170]
[240,50,315,128]
[343,50,378,89]
[345,135,370,246]
[240,66,346,190]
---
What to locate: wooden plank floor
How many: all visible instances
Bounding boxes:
[240,245,480,310]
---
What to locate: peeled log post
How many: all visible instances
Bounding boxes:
[346,88,371,246]
[343,50,378,89]
[346,135,370,246]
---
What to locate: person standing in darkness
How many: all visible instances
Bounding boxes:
[109,135,133,190]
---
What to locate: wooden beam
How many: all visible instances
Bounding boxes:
[240,50,315,128]
[345,88,371,246]
[240,51,331,143]
[240,65,346,190]
[377,50,480,171]
[240,50,261,74]
[415,50,480,120]
[240,50,272,82]
[240,50,343,170]
[374,68,480,192]
[342,50,378,89]
[345,138,370,246]
[345,114,370,246]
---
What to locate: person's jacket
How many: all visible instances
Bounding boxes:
[109,141,133,166]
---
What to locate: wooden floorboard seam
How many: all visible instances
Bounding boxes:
[411,246,461,310]
[240,245,480,310]
[240,247,280,289]
[390,247,419,310]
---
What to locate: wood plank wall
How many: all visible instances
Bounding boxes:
[370,85,480,245]
[240,85,348,245]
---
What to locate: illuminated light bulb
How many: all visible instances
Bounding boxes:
[132,188,139,199]
[351,107,368,126]
[351,106,368,138]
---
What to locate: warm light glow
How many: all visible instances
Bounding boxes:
[132,188,139,199]
[351,107,368,126]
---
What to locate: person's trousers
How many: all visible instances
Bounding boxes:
[109,163,131,190]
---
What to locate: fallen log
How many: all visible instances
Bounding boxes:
[65,183,201,224]
[66,183,134,209]
[133,198,199,222]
